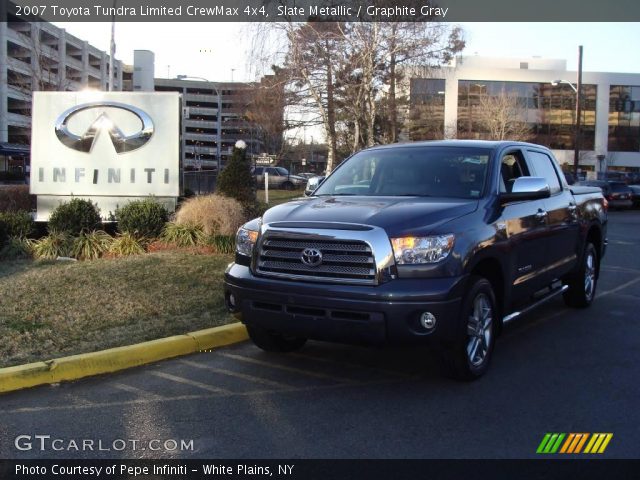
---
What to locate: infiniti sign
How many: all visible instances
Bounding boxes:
[54,101,154,153]
[31,92,180,220]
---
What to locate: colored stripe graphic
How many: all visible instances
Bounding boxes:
[584,433,614,454]
[560,433,588,453]
[537,433,613,454]
[536,433,565,454]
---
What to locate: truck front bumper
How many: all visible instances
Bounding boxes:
[224,263,468,345]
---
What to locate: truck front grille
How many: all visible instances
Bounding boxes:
[255,236,377,284]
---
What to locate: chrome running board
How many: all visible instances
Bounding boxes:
[502,285,569,324]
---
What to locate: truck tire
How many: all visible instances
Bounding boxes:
[246,324,307,353]
[438,276,497,381]
[563,242,598,308]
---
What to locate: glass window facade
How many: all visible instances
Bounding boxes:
[457,80,596,150]
[608,85,640,152]
[408,79,446,140]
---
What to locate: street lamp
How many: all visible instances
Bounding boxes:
[176,75,222,172]
[550,45,583,177]
[108,0,117,91]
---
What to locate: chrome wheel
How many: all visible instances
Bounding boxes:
[466,293,493,367]
[584,251,596,301]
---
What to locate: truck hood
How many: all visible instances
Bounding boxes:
[262,195,478,237]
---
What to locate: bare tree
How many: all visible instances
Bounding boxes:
[247,18,465,171]
[284,22,347,173]
[476,92,533,141]
[380,23,464,143]
[243,70,288,159]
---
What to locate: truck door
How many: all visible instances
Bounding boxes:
[496,149,549,305]
[526,149,580,281]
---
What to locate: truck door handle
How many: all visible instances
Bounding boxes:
[535,209,548,223]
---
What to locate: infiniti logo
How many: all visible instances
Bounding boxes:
[54,101,154,154]
[300,248,323,267]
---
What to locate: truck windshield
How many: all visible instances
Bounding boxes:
[314,146,491,199]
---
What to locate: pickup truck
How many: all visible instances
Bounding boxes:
[225,141,607,380]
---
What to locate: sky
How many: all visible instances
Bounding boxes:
[54,22,640,82]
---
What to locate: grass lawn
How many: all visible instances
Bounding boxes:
[257,188,305,206]
[0,251,236,368]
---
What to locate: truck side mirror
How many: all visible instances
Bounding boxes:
[500,177,551,203]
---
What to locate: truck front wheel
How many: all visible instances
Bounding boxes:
[246,324,307,353]
[438,276,497,381]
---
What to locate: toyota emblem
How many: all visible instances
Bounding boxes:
[300,248,323,267]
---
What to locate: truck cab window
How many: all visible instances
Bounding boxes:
[500,152,529,193]
[527,151,562,194]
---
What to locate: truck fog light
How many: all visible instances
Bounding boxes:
[420,312,437,330]
[225,292,238,312]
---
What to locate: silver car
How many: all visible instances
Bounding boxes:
[252,166,306,190]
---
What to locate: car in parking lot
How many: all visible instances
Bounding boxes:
[251,166,307,190]
[629,185,640,208]
[579,180,633,210]
[304,175,326,195]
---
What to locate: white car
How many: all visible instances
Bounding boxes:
[304,175,325,195]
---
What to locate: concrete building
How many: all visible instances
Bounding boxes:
[408,56,640,176]
[0,16,123,147]
[132,50,154,92]
[154,78,267,171]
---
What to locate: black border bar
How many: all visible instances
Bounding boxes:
[1,459,640,480]
[3,0,640,22]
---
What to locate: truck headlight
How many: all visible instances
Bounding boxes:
[391,234,455,264]
[236,227,259,257]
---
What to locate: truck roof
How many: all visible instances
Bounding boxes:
[364,139,547,152]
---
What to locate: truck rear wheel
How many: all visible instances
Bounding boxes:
[438,276,497,381]
[246,324,307,353]
[563,242,598,308]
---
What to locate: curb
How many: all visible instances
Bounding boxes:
[0,323,248,394]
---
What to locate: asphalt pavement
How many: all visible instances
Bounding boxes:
[1,211,639,459]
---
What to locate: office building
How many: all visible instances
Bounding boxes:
[408,56,640,175]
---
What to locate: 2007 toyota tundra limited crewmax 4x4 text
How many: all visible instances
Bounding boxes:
[224,141,607,380]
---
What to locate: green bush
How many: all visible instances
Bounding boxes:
[161,222,207,248]
[48,198,101,236]
[32,232,73,259]
[207,235,235,254]
[0,218,8,248]
[0,237,33,260]
[115,198,169,239]
[242,200,270,220]
[0,210,34,238]
[109,232,146,257]
[71,230,113,260]
[0,185,34,212]
[216,141,256,204]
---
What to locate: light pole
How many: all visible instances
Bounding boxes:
[551,45,583,177]
[108,0,117,91]
[176,75,222,172]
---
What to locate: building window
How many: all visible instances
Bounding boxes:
[457,80,596,150]
[408,78,446,140]
[608,85,640,152]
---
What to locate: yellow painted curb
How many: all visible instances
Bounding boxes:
[0,323,248,394]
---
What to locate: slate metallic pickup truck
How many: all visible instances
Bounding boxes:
[224,141,608,380]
